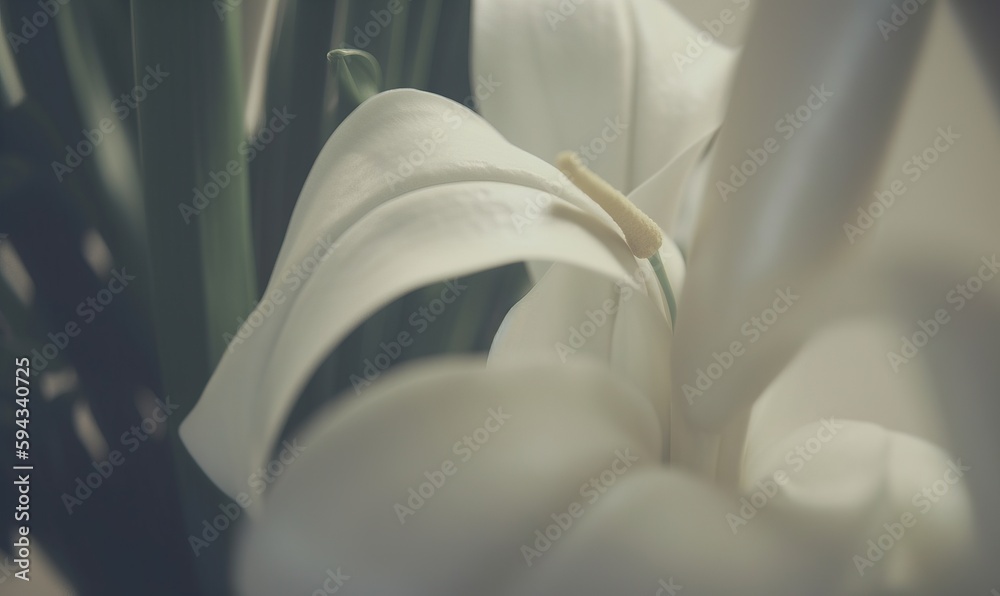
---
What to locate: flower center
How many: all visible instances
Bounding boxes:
[556,151,677,325]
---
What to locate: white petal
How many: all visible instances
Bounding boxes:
[489,243,683,458]
[673,2,931,436]
[489,265,622,363]
[742,420,975,595]
[506,469,825,595]
[626,129,716,233]
[472,0,736,194]
[234,356,663,596]
[271,88,623,279]
[180,90,645,500]
[745,317,950,454]
[181,181,642,501]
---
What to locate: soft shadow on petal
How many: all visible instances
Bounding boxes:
[745,317,950,455]
[489,240,684,458]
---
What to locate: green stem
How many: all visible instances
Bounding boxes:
[131,0,257,400]
[407,0,443,89]
[648,252,677,327]
[131,4,257,592]
[383,0,410,89]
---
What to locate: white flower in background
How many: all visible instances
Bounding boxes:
[178,1,995,594]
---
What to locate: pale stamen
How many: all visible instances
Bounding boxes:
[556,151,662,259]
[556,151,677,325]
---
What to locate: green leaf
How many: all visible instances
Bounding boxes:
[328,48,383,106]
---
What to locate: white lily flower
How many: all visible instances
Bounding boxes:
[178,1,991,594]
